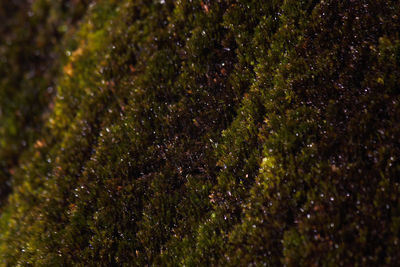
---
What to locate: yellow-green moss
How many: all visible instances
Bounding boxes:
[1,0,400,266]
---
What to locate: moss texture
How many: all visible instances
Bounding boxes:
[1,0,400,266]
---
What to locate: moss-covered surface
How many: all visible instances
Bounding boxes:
[1,0,400,265]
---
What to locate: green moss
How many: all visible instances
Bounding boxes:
[1,0,400,266]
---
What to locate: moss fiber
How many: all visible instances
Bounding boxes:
[1,0,400,266]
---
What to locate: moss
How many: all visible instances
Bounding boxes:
[1,0,400,266]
